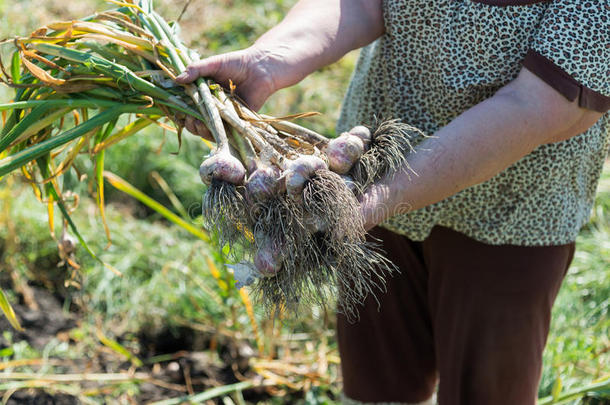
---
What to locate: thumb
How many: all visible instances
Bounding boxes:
[174,65,199,83]
[175,55,224,83]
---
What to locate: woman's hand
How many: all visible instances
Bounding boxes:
[357,68,603,231]
[176,46,282,112]
[174,0,384,139]
[359,182,392,231]
[359,177,413,231]
[175,45,281,138]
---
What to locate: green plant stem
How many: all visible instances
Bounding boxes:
[141,12,185,72]
[149,381,256,405]
[10,108,71,147]
[103,171,210,242]
[538,378,610,405]
[0,106,160,177]
[148,10,227,150]
[35,155,120,276]
[0,287,24,332]
[0,104,54,152]
[0,99,134,111]
[29,43,174,101]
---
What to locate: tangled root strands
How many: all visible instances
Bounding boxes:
[252,234,398,321]
[202,179,249,250]
[302,169,364,242]
[252,197,301,249]
[350,119,427,191]
[330,240,398,321]
[249,195,334,316]
[251,171,397,319]
[252,247,335,317]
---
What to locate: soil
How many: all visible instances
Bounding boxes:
[0,283,270,404]
[6,393,79,405]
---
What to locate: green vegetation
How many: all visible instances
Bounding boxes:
[538,168,610,403]
[0,0,608,404]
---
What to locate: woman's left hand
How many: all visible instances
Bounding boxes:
[358,68,603,232]
[359,179,412,231]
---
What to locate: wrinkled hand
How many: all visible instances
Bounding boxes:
[359,179,412,231]
[175,46,278,139]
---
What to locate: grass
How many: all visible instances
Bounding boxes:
[0,0,608,403]
[0,173,341,403]
[538,167,610,402]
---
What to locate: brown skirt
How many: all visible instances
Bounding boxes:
[337,226,574,405]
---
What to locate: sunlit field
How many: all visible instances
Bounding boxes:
[0,1,608,403]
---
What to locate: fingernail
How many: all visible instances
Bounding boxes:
[175,73,186,81]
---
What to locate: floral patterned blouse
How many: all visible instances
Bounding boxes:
[337,0,610,246]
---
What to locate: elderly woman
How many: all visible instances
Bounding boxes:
[177,1,610,404]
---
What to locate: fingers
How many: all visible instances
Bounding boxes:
[175,48,275,114]
[185,115,214,142]
[196,121,213,142]
[175,54,228,84]
[174,65,197,83]
[173,112,186,129]
[184,115,197,134]
[233,71,277,112]
[236,81,268,112]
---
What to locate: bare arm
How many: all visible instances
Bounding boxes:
[176,0,384,111]
[360,68,604,229]
[252,0,384,91]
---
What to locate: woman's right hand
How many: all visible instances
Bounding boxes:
[174,0,385,139]
[175,45,281,138]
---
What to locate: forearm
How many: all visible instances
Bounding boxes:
[177,0,383,114]
[252,0,384,90]
[362,69,602,228]
[373,96,542,214]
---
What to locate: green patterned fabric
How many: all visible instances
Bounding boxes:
[338,0,610,246]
